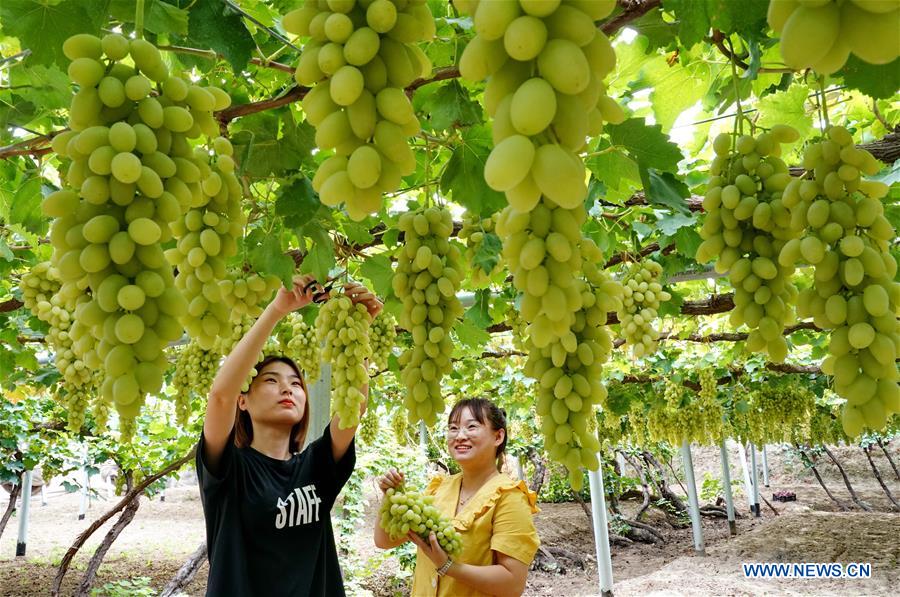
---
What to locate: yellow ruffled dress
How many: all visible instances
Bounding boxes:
[409,473,541,597]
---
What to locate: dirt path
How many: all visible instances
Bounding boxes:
[0,444,897,595]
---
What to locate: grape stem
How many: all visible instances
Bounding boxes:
[135,0,145,41]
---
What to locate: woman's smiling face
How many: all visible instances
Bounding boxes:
[447,407,505,467]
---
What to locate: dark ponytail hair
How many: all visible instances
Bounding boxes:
[234,355,310,453]
[448,397,508,472]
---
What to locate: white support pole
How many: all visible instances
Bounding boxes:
[511,454,525,481]
[616,452,627,477]
[78,465,89,521]
[40,485,47,507]
[734,440,755,510]
[762,445,770,487]
[680,441,705,554]
[750,443,761,517]
[719,441,737,536]
[16,470,33,557]
[418,420,428,455]
[587,463,614,597]
[305,362,332,448]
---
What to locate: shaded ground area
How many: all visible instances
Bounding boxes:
[0,444,897,596]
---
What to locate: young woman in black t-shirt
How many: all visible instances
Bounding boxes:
[197,275,382,596]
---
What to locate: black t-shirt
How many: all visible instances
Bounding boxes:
[196,425,355,596]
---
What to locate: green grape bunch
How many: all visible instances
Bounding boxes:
[524,240,623,491]
[316,294,373,429]
[391,407,410,446]
[172,340,221,425]
[779,125,899,437]
[369,310,398,371]
[379,485,463,556]
[165,134,245,351]
[768,0,900,74]
[696,126,803,362]
[282,313,323,383]
[20,262,98,428]
[617,260,671,358]
[44,32,233,433]
[459,212,504,287]
[648,376,725,446]
[358,405,379,444]
[284,0,435,220]
[393,206,464,426]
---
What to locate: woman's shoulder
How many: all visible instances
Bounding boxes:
[488,474,540,514]
[425,471,461,495]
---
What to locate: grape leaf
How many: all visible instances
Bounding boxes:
[586,144,641,193]
[607,118,683,174]
[440,126,506,216]
[421,80,483,132]
[10,178,45,235]
[299,225,335,283]
[465,289,492,329]
[359,254,395,300]
[275,177,319,229]
[454,318,489,350]
[8,65,70,111]
[231,112,315,177]
[250,234,295,287]
[656,211,697,236]
[839,56,900,100]
[472,232,501,275]
[183,0,255,73]
[663,0,769,48]
[109,0,189,36]
[0,0,108,67]
[755,84,813,142]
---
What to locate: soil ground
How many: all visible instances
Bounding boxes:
[0,443,898,596]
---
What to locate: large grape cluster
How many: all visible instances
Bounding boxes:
[459,212,503,287]
[696,126,803,362]
[45,33,232,431]
[281,313,323,383]
[497,200,592,348]
[284,0,435,220]
[172,340,221,425]
[457,0,623,213]
[779,125,899,437]
[379,485,463,556]
[316,295,372,428]
[523,240,623,490]
[369,310,398,370]
[393,206,464,425]
[165,135,244,350]
[648,376,725,446]
[617,260,671,358]
[768,0,900,74]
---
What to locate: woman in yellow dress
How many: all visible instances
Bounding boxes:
[374,398,540,596]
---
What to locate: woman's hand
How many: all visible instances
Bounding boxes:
[343,282,383,320]
[376,468,404,494]
[268,274,320,316]
[408,531,450,570]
